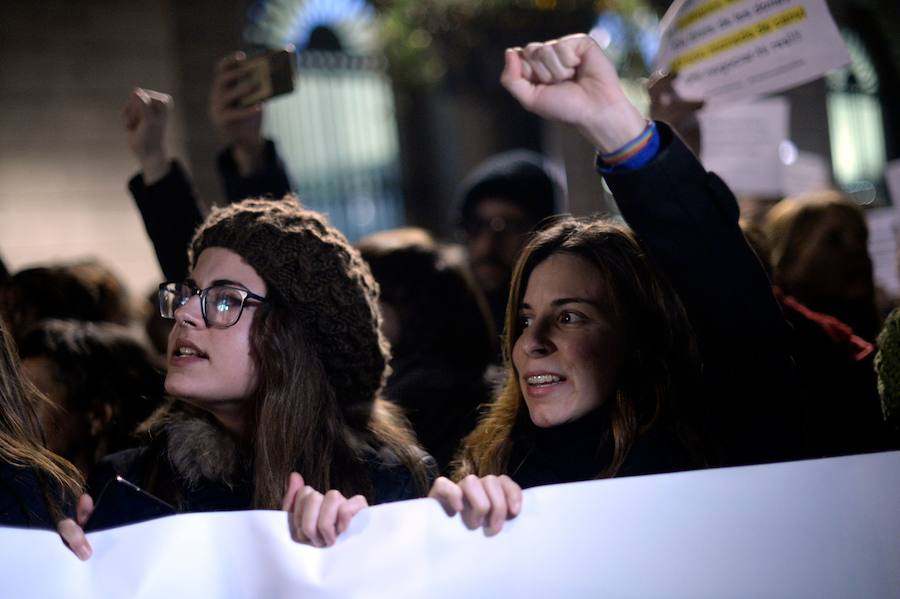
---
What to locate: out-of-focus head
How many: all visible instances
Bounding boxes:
[185,197,389,431]
[18,319,164,472]
[0,260,132,345]
[454,150,563,295]
[764,190,874,314]
[357,227,495,372]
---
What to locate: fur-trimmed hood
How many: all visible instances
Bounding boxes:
[137,401,248,490]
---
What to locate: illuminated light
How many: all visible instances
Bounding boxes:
[778,140,798,166]
[535,0,558,9]
[245,0,377,54]
[844,181,877,206]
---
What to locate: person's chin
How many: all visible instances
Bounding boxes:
[164,373,200,399]
[526,404,570,428]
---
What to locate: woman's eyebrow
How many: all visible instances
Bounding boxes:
[210,278,247,289]
[552,297,593,306]
[520,297,602,311]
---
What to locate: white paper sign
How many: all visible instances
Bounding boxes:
[866,207,899,299]
[886,159,900,220]
[657,0,850,103]
[1,451,898,598]
[784,150,832,196]
[698,97,789,196]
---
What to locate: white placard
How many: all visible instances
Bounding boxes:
[866,207,899,299]
[656,0,850,103]
[784,150,832,196]
[886,160,900,221]
[698,97,789,197]
[1,451,898,598]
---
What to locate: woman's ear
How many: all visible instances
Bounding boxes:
[89,403,113,436]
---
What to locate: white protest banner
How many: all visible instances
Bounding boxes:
[656,0,850,103]
[1,451,898,598]
[698,97,789,197]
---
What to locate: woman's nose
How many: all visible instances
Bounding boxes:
[521,320,554,357]
[174,293,203,328]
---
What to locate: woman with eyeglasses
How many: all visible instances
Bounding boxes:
[74,197,431,546]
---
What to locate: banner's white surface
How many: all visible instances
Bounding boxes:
[698,97,789,196]
[656,0,849,102]
[2,451,898,598]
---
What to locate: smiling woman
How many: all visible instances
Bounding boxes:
[454,219,704,488]
[426,33,795,537]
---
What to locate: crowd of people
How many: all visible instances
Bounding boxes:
[1,32,897,561]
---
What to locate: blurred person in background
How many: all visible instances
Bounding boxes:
[0,260,133,347]
[358,227,496,473]
[453,150,563,335]
[764,191,880,343]
[18,319,165,475]
[124,52,291,283]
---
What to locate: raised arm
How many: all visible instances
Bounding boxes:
[123,88,204,282]
[502,35,794,465]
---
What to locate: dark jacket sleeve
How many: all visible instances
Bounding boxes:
[129,161,204,282]
[603,122,795,466]
[0,463,59,529]
[216,140,292,204]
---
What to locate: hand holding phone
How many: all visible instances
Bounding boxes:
[209,49,295,173]
[237,47,296,108]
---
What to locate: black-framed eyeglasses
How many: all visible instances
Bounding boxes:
[158,281,266,329]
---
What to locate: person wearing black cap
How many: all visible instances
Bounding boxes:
[454,150,563,334]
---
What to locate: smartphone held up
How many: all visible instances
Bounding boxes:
[237,45,297,108]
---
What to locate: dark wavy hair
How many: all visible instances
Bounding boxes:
[453,217,704,479]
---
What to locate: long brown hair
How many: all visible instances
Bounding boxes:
[453,217,703,480]
[248,293,428,508]
[0,317,83,520]
[186,198,430,509]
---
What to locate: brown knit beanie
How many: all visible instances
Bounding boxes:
[189,196,389,412]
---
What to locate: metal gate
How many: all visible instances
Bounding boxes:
[262,50,404,240]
